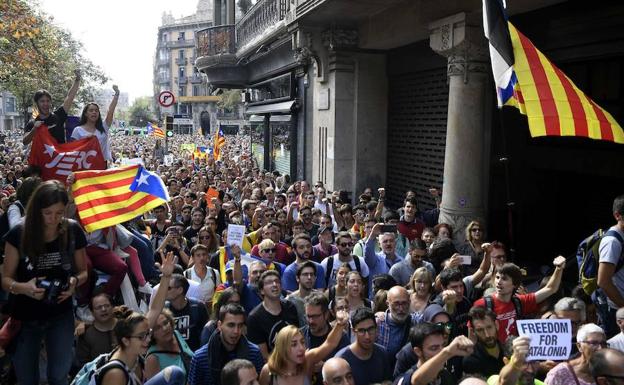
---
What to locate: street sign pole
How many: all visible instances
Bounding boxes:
[164,113,168,154]
[158,90,176,156]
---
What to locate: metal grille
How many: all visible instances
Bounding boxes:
[386,68,449,210]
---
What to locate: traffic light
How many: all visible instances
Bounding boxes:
[165,116,174,138]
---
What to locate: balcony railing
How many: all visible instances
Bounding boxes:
[236,0,289,49]
[175,57,187,65]
[158,57,170,66]
[157,74,171,84]
[177,76,188,84]
[165,39,195,48]
[196,25,236,57]
[190,74,203,83]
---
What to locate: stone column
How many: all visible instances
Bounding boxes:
[429,13,490,239]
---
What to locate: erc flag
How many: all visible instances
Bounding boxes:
[28,125,106,184]
[72,164,170,232]
[482,0,624,143]
[213,129,226,161]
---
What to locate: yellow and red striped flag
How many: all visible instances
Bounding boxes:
[213,128,226,161]
[506,23,623,143]
[153,126,165,139]
[72,164,170,232]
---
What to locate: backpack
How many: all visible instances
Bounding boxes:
[71,354,129,385]
[484,295,523,319]
[576,229,624,295]
[324,255,362,287]
[184,267,217,288]
[0,201,24,252]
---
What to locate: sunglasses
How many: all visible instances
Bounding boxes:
[434,321,453,331]
[261,248,276,253]
[338,242,354,247]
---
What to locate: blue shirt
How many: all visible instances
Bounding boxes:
[375,310,411,368]
[335,343,392,385]
[364,237,403,296]
[282,260,326,292]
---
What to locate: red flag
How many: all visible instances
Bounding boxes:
[28,125,106,184]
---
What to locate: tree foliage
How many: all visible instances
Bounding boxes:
[217,88,241,112]
[128,96,156,127]
[0,0,108,121]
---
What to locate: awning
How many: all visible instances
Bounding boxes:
[244,100,296,115]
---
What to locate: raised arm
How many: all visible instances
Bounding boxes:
[146,251,175,328]
[364,223,383,270]
[534,256,566,303]
[62,69,81,113]
[374,188,385,220]
[305,310,349,367]
[409,336,473,385]
[497,337,530,385]
[105,85,119,127]
[470,242,492,286]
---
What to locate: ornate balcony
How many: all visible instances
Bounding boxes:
[195,24,246,88]
[175,57,187,65]
[236,0,290,50]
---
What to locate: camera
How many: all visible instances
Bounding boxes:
[37,278,68,305]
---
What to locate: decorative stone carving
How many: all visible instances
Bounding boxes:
[321,27,358,51]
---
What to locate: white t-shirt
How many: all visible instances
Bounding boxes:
[320,253,370,288]
[184,266,221,304]
[608,331,624,353]
[598,225,624,309]
[71,124,111,161]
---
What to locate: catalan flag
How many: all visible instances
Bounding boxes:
[72,165,170,232]
[213,128,226,161]
[483,0,624,143]
[147,122,165,139]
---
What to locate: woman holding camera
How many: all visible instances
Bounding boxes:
[1,180,88,385]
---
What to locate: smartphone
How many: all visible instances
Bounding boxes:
[380,224,397,233]
[459,255,472,265]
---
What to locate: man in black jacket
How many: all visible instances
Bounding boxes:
[462,306,505,378]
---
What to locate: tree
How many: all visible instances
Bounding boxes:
[128,96,156,127]
[0,0,108,123]
[217,88,240,113]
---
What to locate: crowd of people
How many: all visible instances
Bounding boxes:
[0,79,622,385]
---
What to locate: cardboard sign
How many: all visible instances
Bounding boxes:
[517,319,572,361]
[227,224,246,247]
[206,187,219,208]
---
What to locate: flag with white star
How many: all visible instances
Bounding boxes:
[72,165,170,232]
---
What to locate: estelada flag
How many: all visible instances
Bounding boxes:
[72,164,170,232]
[28,125,106,184]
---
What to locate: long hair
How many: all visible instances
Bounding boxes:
[21,180,69,259]
[150,308,175,346]
[268,325,306,376]
[465,220,482,242]
[198,225,219,252]
[78,102,105,133]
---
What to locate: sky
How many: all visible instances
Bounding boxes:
[38,0,200,104]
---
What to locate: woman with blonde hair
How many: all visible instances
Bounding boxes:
[457,220,485,273]
[259,310,349,385]
[408,267,434,322]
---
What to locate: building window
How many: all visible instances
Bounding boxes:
[179,104,189,115]
[178,50,185,59]
[179,67,185,78]
[162,33,168,42]
[5,97,15,113]
[179,86,186,97]
[193,86,200,96]
[178,32,185,41]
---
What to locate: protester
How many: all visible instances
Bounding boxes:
[1,180,88,385]
[321,357,355,385]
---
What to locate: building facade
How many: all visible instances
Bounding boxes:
[195,0,624,263]
[0,91,23,132]
[153,0,219,134]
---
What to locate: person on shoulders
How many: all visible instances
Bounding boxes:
[23,69,81,145]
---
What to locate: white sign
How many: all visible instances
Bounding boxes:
[120,157,144,166]
[164,154,174,166]
[174,118,193,125]
[227,224,246,247]
[517,319,572,361]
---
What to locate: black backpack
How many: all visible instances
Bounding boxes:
[484,295,523,318]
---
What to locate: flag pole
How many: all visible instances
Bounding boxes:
[496,108,516,259]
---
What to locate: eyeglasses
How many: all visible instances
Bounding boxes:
[338,242,354,247]
[261,248,276,253]
[129,330,152,341]
[581,340,609,348]
[354,326,377,336]
[434,322,454,331]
